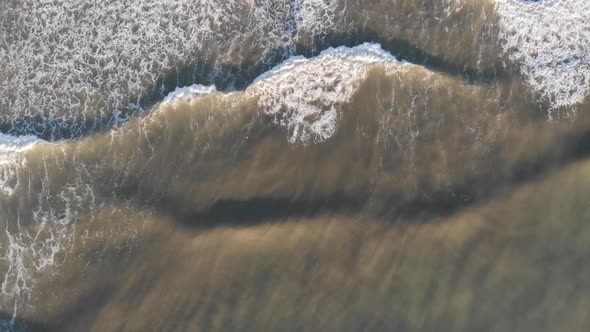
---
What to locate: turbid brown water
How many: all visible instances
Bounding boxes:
[1,0,590,331]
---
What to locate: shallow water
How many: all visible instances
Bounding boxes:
[1,1,590,331]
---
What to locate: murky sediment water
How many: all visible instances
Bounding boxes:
[1,1,590,331]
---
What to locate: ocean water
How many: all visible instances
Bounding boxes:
[1,1,590,331]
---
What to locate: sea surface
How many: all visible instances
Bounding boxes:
[1,1,590,331]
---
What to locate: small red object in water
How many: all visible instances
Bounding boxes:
[245,135,250,140]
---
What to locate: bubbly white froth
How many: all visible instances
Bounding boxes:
[496,0,590,109]
[0,0,339,138]
[0,133,46,197]
[0,133,105,318]
[162,84,218,104]
[251,43,407,144]
[0,134,44,165]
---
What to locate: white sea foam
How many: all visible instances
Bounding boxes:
[0,134,45,197]
[0,0,340,138]
[162,84,218,104]
[0,134,44,165]
[495,0,590,109]
[0,132,92,318]
[251,43,408,144]
[1,183,96,318]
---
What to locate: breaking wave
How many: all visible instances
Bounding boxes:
[3,0,588,141]
[251,43,407,143]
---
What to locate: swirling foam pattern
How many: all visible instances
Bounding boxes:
[252,43,407,144]
[496,0,590,109]
[0,0,339,138]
